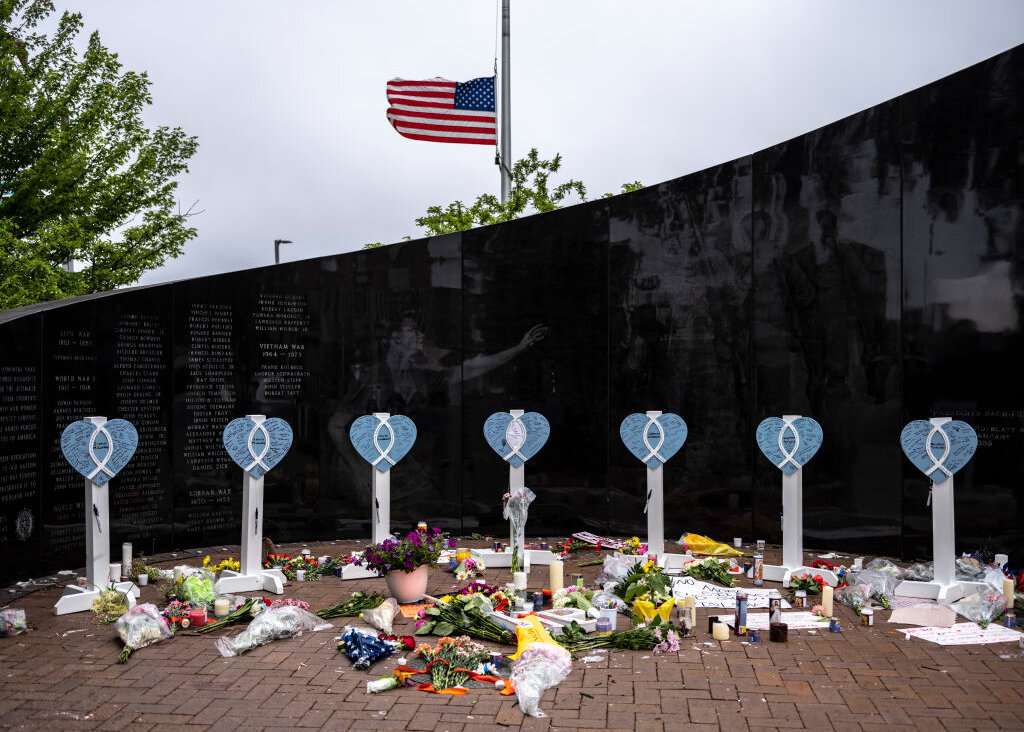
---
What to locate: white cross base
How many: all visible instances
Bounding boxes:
[55,416,140,615]
[215,414,286,596]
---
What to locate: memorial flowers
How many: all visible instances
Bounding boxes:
[415,635,490,691]
[316,591,385,619]
[413,594,515,644]
[453,556,485,583]
[115,604,172,663]
[652,625,681,654]
[685,557,735,587]
[789,573,825,595]
[502,487,536,550]
[620,536,647,556]
[552,585,597,615]
[359,528,445,575]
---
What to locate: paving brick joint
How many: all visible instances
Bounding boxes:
[0,539,1021,731]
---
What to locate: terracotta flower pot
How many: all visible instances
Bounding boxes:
[384,564,428,604]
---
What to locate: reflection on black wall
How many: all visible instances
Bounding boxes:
[1,45,1023,584]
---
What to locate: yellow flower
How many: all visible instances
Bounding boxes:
[202,556,210,567]
[439,595,454,604]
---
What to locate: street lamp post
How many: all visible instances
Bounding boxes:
[274,239,293,264]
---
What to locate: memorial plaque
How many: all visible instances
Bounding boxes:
[0,315,41,585]
[755,417,824,475]
[900,420,978,483]
[619,413,688,468]
[223,417,293,478]
[483,411,550,467]
[349,414,416,472]
[60,419,138,485]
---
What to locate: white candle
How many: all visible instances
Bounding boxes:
[685,595,697,627]
[549,561,564,593]
[733,538,742,548]
[137,574,148,587]
[822,585,834,617]
[1004,578,1015,610]
[214,597,230,617]
[513,571,528,590]
[712,622,729,640]
[109,563,121,583]
[121,543,132,576]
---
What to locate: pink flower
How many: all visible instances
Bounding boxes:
[414,618,425,629]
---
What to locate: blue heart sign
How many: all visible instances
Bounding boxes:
[483,412,550,468]
[756,416,823,475]
[620,413,687,468]
[60,419,138,486]
[349,414,417,473]
[900,420,977,484]
[223,417,293,479]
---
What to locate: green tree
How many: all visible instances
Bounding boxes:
[0,0,199,309]
[411,148,642,237]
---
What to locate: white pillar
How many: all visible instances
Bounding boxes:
[371,412,392,544]
[645,410,665,557]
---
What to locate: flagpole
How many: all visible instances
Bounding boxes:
[499,0,511,204]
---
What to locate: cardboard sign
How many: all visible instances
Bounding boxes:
[900,420,977,484]
[670,576,791,609]
[60,419,138,486]
[483,412,549,467]
[349,414,416,473]
[756,417,823,475]
[902,622,1021,646]
[223,417,293,479]
[619,413,687,468]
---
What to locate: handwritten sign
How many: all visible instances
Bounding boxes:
[222,417,293,479]
[483,412,550,467]
[619,413,687,468]
[349,414,416,473]
[902,622,1021,646]
[756,417,823,475]
[900,420,977,484]
[60,419,138,486]
[670,576,791,609]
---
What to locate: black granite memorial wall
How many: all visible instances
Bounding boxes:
[1,45,1022,585]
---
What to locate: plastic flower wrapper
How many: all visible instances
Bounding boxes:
[363,598,400,635]
[0,608,27,637]
[340,627,395,670]
[864,558,903,578]
[510,641,573,718]
[904,562,934,582]
[180,575,216,609]
[115,603,172,663]
[951,591,1007,628]
[846,569,896,608]
[596,554,634,584]
[215,604,332,657]
[835,583,873,613]
[955,557,986,582]
[502,486,536,552]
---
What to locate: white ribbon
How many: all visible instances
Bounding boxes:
[775,420,803,471]
[87,425,116,480]
[923,425,953,479]
[244,422,272,473]
[371,417,396,467]
[641,417,667,465]
[502,417,528,463]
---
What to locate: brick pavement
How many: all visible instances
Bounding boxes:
[0,539,1022,731]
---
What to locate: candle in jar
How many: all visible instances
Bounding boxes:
[549,560,564,593]
[822,585,834,617]
[712,622,729,640]
[1004,578,1015,609]
[214,597,230,617]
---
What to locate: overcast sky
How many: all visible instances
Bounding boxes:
[53,0,1024,285]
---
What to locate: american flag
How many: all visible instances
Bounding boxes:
[386,76,497,145]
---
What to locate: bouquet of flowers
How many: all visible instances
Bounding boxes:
[415,635,490,691]
[510,641,573,717]
[413,594,515,644]
[316,591,385,619]
[162,600,193,626]
[684,557,734,587]
[178,575,216,609]
[552,585,597,616]
[951,592,1007,628]
[615,561,672,604]
[215,604,332,657]
[340,627,395,670]
[652,625,680,654]
[115,604,172,663]
[359,528,445,575]
[453,556,486,582]
[503,487,536,552]
[788,573,825,595]
[620,536,647,556]
[202,555,240,575]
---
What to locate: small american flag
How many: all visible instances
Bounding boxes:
[386,76,497,145]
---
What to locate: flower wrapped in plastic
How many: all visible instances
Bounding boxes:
[552,585,599,617]
[864,558,903,578]
[502,487,536,552]
[834,582,873,613]
[215,604,332,657]
[510,641,573,718]
[0,608,27,637]
[363,598,400,635]
[951,591,1007,628]
[179,575,216,610]
[340,627,395,670]
[847,570,896,608]
[115,603,172,663]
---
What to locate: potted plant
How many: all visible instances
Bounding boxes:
[360,528,445,603]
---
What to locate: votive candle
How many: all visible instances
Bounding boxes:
[712,622,729,640]
[549,560,564,593]
[1004,577,1015,610]
[214,597,230,618]
[513,571,528,590]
